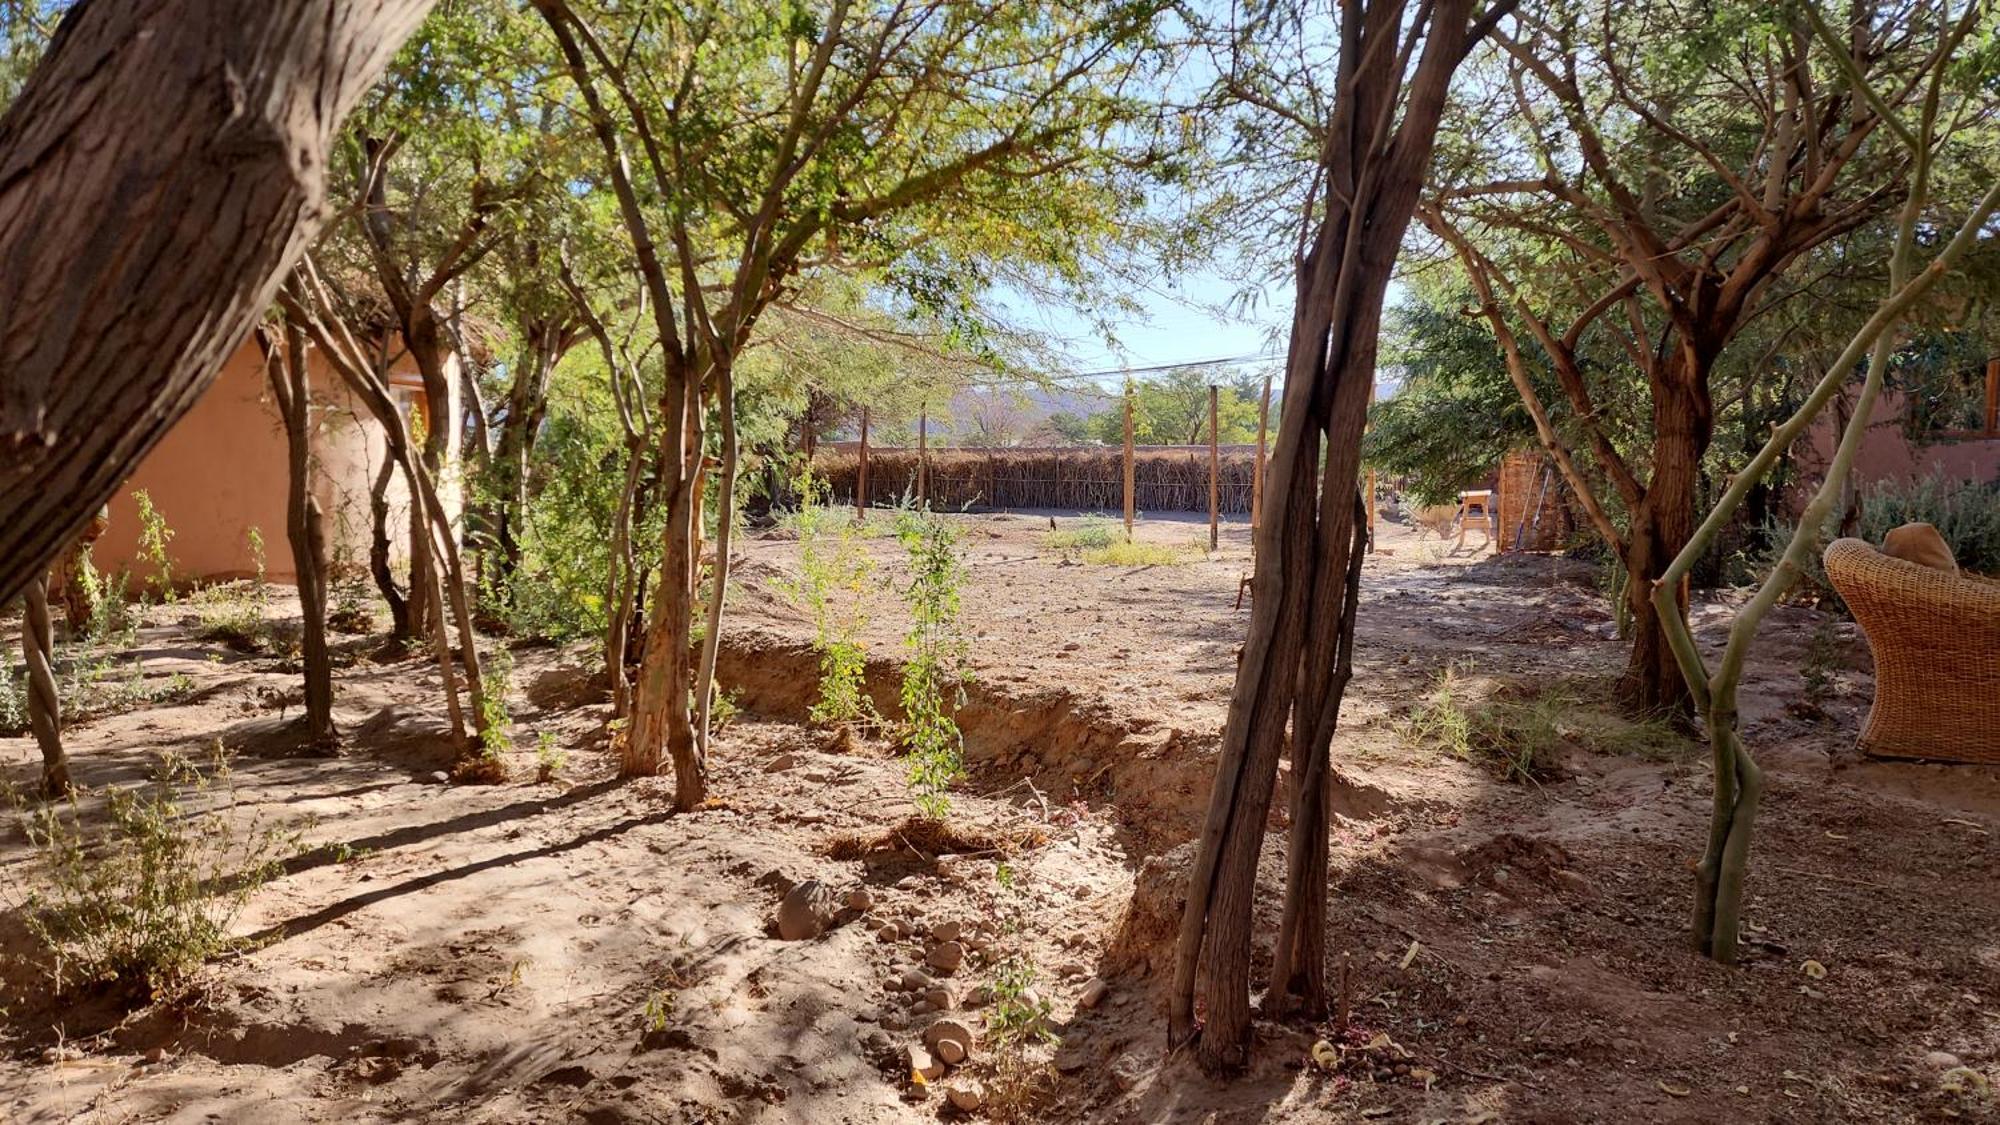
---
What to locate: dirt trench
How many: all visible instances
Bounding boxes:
[714,628,1222,856]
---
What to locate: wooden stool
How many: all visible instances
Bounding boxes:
[1456,489,1496,549]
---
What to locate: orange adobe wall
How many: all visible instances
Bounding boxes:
[92,338,457,585]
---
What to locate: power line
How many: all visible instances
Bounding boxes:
[957,350,1284,390]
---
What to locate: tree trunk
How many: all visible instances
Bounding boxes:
[605,444,645,717]
[627,474,699,802]
[1269,493,1369,1017]
[407,481,436,641]
[0,0,434,607]
[261,317,338,751]
[368,452,412,638]
[22,575,68,797]
[1617,360,1712,719]
[695,365,741,759]
[1169,0,1490,1073]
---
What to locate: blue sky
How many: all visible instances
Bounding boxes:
[1013,267,1288,376]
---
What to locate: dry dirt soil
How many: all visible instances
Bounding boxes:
[2,511,1997,1124]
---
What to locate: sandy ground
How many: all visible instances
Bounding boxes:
[2,510,1997,1123]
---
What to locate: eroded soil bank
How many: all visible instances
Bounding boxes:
[2,514,1996,1123]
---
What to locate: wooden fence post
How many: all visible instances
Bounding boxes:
[857,406,870,518]
[1252,376,1271,533]
[1208,384,1220,551]
[1986,357,1998,436]
[918,406,929,509]
[1122,381,1135,540]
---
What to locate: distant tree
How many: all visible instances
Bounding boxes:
[955,387,1041,447]
[1365,290,1547,506]
[1092,368,1260,445]
[1041,410,1101,444]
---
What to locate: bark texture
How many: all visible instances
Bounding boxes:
[22,575,67,797]
[1169,0,1499,1072]
[0,0,435,606]
[260,317,338,751]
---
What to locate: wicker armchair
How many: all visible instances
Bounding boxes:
[1823,537,2000,763]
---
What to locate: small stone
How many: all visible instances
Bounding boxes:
[777,878,839,941]
[1111,1052,1147,1091]
[912,1000,935,1016]
[764,753,799,772]
[905,1044,945,1082]
[924,986,955,1010]
[1925,1050,1963,1070]
[848,888,874,911]
[143,1047,166,1064]
[927,941,965,974]
[1079,977,1109,1009]
[882,1014,909,1031]
[429,770,450,784]
[894,875,920,891]
[965,986,992,1008]
[1058,962,1086,979]
[930,920,963,943]
[924,1018,976,1065]
[902,968,935,992]
[945,1080,984,1111]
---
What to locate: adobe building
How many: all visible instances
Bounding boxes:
[91,336,461,585]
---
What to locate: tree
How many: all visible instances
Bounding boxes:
[0,0,435,608]
[1365,288,1550,506]
[20,574,65,796]
[1420,0,1961,715]
[1170,0,1512,1071]
[257,309,339,752]
[280,257,494,757]
[1652,2,1997,964]
[534,0,1171,809]
[1090,367,1261,445]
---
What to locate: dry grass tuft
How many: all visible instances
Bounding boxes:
[823,814,1045,861]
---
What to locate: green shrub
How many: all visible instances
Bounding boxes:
[1042,516,1118,553]
[5,747,300,1000]
[773,469,882,730]
[1406,665,1688,783]
[192,528,272,651]
[1081,539,1201,566]
[133,490,177,602]
[894,509,971,819]
[456,647,513,783]
[1858,473,2000,576]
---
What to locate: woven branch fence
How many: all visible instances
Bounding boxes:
[813,445,1261,514]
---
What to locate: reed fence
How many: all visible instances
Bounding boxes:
[813,444,1260,514]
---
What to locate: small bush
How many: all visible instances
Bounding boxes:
[0,645,198,737]
[456,648,513,783]
[895,509,972,820]
[72,547,137,640]
[133,490,177,602]
[773,469,882,731]
[1405,665,1688,783]
[980,862,1059,1120]
[1858,473,2000,576]
[534,730,567,782]
[192,529,273,651]
[1042,516,1118,553]
[4,747,300,1001]
[1080,539,1201,566]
